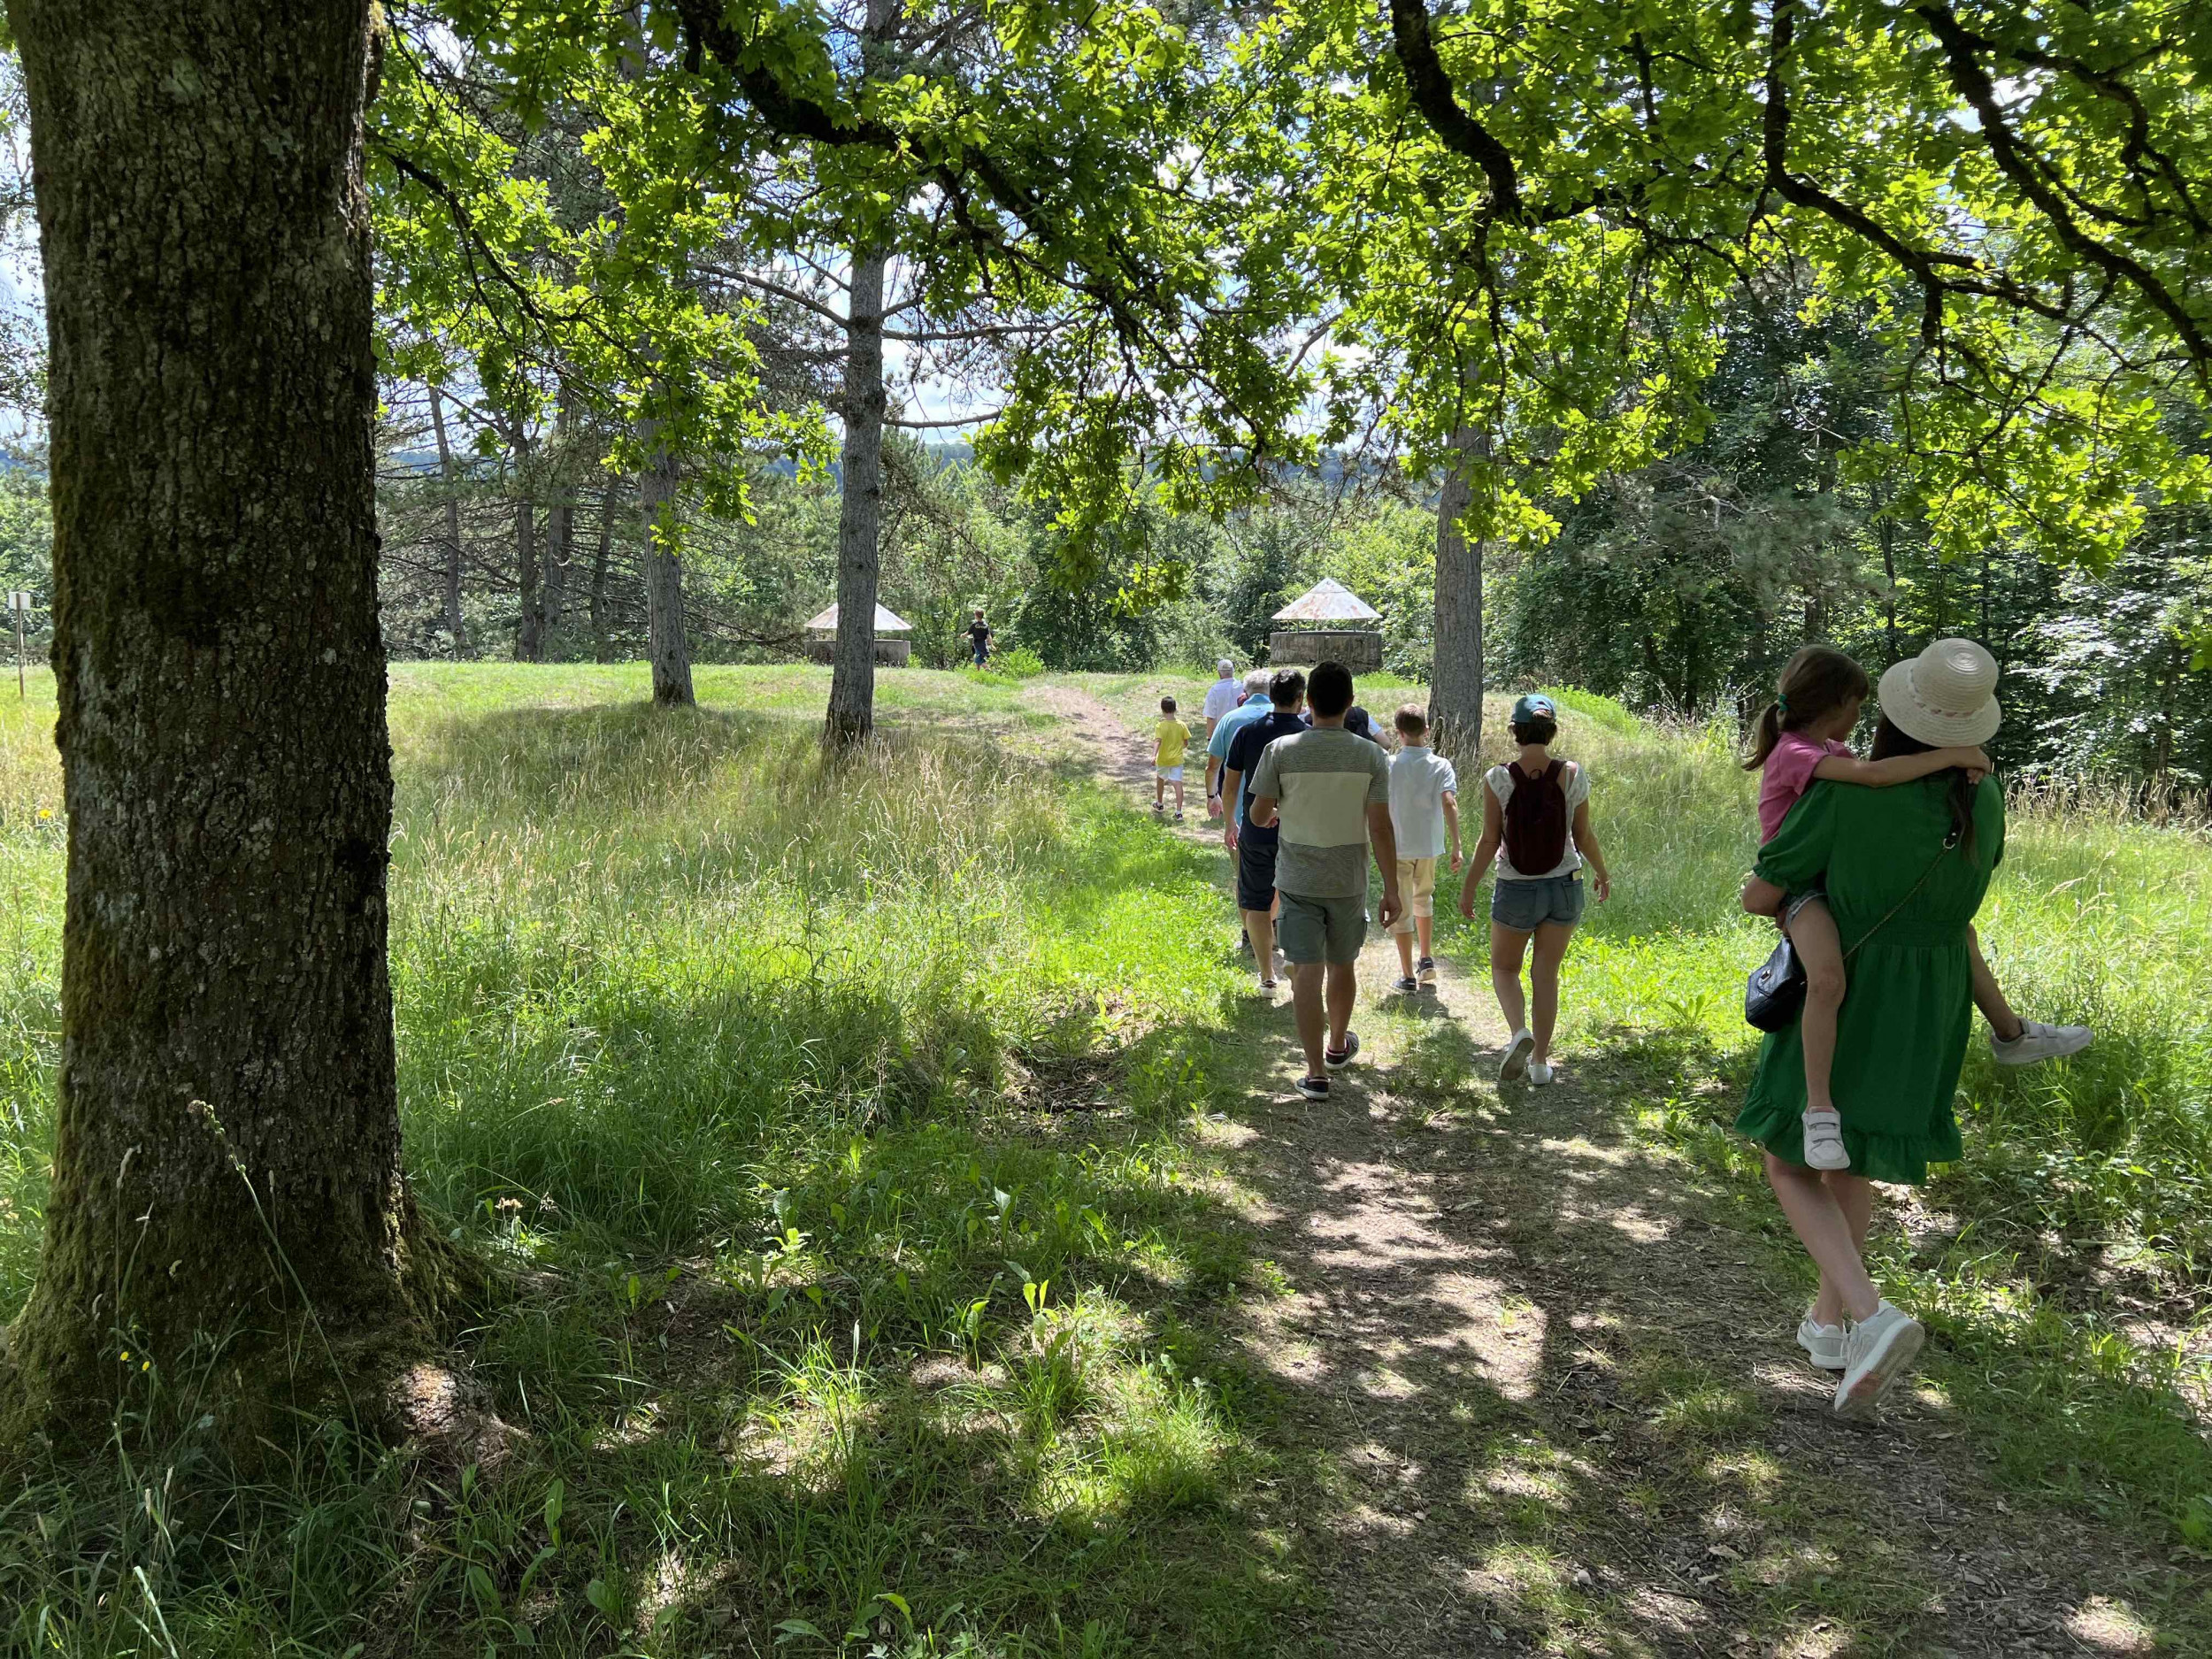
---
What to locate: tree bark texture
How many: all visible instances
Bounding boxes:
[542,386,576,638]
[637,425,695,706]
[590,478,619,662]
[1429,424,1485,762]
[511,418,541,662]
[823,0,898,755]
[825,243,888,754]
[428,384,466,658]
[4,0,464,1439]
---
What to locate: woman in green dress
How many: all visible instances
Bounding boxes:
[1738,638,2007,1420]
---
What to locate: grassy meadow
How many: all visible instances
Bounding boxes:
[1,661,2210,1654]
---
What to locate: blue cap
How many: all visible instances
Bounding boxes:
[1510,694,1558,725]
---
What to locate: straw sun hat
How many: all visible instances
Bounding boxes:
[1877,638,2001,749]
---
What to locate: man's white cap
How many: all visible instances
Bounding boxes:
[1217,657,1235,675]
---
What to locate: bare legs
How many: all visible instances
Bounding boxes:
[1969,926,2024,1041]
[1766,1155,1880,1324]
[1490,920,1576,1062]
[1291,959,1357,1080]
[1242,906,1276,986]
[1787,898,1846,1118]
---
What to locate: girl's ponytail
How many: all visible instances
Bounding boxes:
[1743,699,1785,772]
[1744,646,1871,772]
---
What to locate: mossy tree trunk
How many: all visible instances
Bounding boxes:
[428,385,468,659]
[823,0,898,756]
[638,424,695,706]
[4,0,463,1443]
[1429,423,1485,761]
[825,243,887,754]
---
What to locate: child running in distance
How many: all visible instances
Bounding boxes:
[1154,696,1188,821]
[1460,695,1610,1086]
[1386,703,1460,993]
[1747,645,2092,1173]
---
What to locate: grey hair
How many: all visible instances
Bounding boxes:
[1217,657,1236,675]
[1242,668,1271,692]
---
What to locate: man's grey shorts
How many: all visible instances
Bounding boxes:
[1277,890,1368,965]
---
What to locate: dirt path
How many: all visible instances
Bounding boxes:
[1041,687,2196,1656]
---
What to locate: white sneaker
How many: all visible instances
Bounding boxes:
[1528,1061,1555,1087]
[1832,1301,1925,1420]
[1796,1313,1846,1371]
[1801,1109,1850,1171]
[1499,1029,1534,1082]
[1992,1019,2093,1066]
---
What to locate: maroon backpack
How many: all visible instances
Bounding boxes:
[1503,760,1569,872]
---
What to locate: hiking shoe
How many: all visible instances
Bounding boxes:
[1173,810,1185,823]
[1801,1109,1850,1171]
[1528,1061,1555,1087]
[1832,1301,1925,1421]
[1417,956,1437,985]
[1294,1075,1330,1101]
[1325,1032,1361,1070]
[1499,1029,1535,1082]
[1992,1019,2092,1066]
[1255,978,1279,995]
[1392,975,1419,995]
[1797,1313,1847,1371]
[1152,803,1164,814]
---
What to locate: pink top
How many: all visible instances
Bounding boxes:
[1758,732,1852,843]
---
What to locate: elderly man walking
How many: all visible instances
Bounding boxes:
[1205,666,1271,818]
[1248,661,1401,1099]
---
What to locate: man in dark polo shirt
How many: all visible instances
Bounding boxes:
[1220,668,1308,994]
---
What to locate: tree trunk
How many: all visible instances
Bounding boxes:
[823,0,899,755]
[427,383,466,659]
[1878,512,1901,665]
[590,477,619,663]
[1428,423,1485,761]
[4,0,469,1444]
[826,246,888,753]
[542,386,575,640]
[638,426,694,705]
[511,417,541,662]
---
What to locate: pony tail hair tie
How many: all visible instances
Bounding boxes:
[1777,693,1791,716]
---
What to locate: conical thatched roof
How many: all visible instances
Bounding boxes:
[1273,577,1381,624]
[804,601,914,634]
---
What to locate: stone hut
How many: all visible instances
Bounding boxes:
[1270,578,1383,672]
[804,601,913,666]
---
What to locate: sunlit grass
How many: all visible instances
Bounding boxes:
[0,664,1291,1657]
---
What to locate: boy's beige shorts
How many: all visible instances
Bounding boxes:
[1388,856,1438,933]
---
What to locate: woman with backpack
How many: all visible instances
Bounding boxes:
[1459,694,1611,1085]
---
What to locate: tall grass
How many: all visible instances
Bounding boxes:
[0,666,1288,1657]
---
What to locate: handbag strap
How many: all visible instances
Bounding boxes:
[1839,839,1955,964]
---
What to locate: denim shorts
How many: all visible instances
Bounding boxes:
[1492,873,1586,931]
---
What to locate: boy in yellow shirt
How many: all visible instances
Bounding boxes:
[1154,696,1189,822]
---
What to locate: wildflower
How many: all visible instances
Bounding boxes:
[37,807,52,821]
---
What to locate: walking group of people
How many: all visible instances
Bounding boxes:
[1156,638,2093,1424]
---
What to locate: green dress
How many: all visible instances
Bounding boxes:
[1735,774,2005,1185]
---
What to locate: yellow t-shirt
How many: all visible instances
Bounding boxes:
[1156,718,1189,767]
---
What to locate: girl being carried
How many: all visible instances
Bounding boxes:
[1747,645,2092,1172]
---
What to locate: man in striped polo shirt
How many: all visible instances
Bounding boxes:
[1248,660,1402,1100]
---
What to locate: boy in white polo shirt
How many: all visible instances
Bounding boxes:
[1386,703,1461,993]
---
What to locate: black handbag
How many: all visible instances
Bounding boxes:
[1743,840,1956,1033]
[1744,934,1805,1033]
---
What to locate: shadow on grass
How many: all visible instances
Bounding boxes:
[1185,979,2212,1655]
